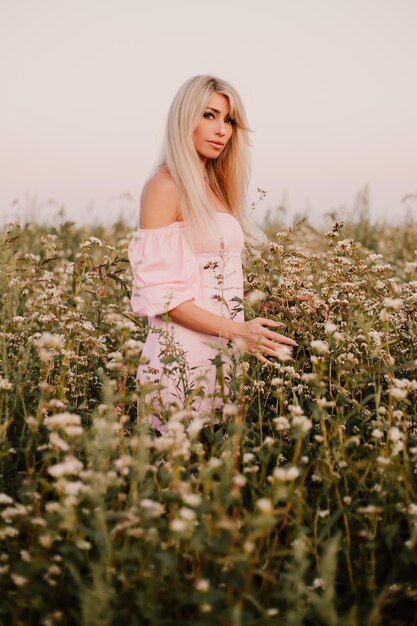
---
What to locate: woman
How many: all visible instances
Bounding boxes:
[128,75,296,432]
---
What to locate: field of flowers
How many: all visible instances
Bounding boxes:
[0,211,416,626]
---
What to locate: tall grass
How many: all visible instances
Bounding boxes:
[0,214,416,625]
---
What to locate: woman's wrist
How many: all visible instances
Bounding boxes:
[222,319,241,340]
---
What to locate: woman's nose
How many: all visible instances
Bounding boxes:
[216,120,226,135]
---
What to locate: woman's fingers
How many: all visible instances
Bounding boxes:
[265,346,293,359]
[247,335,294,359]
[242,318,297,361]
[257,318,284,328]
[254,352,271,365]
[257,318,297,346]
[263,329,297,346]
[248,335,292,353]
[261,337,292,352]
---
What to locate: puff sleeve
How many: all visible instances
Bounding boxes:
[127,222,200,318]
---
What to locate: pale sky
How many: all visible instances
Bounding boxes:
[1,0,416,228]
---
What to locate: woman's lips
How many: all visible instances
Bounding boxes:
[208,141,224,149]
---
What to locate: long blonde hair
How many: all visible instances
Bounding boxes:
[151,74,266,248]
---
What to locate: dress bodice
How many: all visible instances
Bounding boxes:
[127,212,244,319]
[192,212,244,257]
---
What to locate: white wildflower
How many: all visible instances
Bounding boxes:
[123,338,143,356]
[371,428,384,439]
[169,519,187,533]
[273,466,300,482]
[357,505,384,516]
[301,373,317,382]
[310,339,330,354]
[114,455,132,476]
[274,345,293,362]
[246,290,266,305]
[39,534,53,548]
[408,503,417,516]
[89,236,103,246]
[369,330,382,345]
[11,574,28,587]
[179,507,196,521]
[1,504,29,521]
[316,398,336,409]
[0,377,13,391]
[388,427,402,442]
[44,413,82,437]
[49,432,70,452]
[273,416,290,431]
[383,297,403,311]
[292,415,312,434]
[33,333,65,350]
[256,498,273,515]
[324,322,338,334]
[232,473,246,487]
[59,480,87,497]
[183,493,202,507]
[195,579,210,592]
[243,541,255,554]
[207,457,222,470]
[379,308,391,322]
[48,456,83,478]
[187,417,205,438]
[140,499,165,518]
[223,403,238,417]
[0,527,19,538]
[390,387,408,400]
[288,404,304,416]
[20,550,31,562]
[0,494,14,505]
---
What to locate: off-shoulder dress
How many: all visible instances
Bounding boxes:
[127,212,244,431]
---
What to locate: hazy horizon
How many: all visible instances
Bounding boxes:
[2,0,417,229]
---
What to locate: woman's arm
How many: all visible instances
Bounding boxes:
[168,300,297,364]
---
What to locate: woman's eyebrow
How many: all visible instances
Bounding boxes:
[206,107,231,116]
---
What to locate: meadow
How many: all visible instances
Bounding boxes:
[0,207,416,626]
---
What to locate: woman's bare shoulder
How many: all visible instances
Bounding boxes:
[140,166,180,229]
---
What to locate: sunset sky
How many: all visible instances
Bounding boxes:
[1,0,416,227]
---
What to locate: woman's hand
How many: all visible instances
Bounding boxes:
[230,317,298,365]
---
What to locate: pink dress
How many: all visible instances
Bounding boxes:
[127,213,245,431]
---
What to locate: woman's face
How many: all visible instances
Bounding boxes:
[192,92,234,166]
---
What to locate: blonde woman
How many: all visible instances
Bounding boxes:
[128,75,296,432]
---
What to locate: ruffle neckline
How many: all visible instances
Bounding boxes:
[135,212,237,234]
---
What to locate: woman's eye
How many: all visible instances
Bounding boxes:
[204,112,214,119]
[225,118,235,125]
